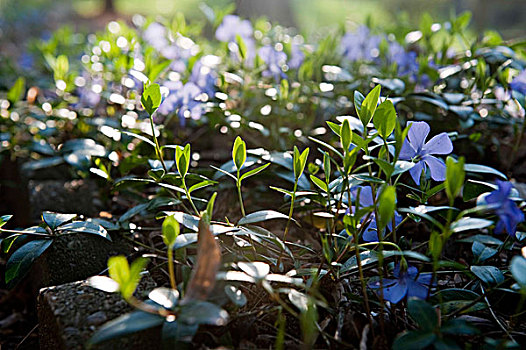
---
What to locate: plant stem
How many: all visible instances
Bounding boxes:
[167,247,176,290]
[236,170,246,217]
[182,180,199,215]
[148,114,167,173]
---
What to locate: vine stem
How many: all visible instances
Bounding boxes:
[236,170,246,217]
[182,180,199,215]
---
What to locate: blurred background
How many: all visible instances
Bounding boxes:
[0,0,525,39]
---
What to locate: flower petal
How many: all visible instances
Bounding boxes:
[409,161,425,185]
[407,121,430,150]
[406,280,429,300]
[383,280,407,304]
[399,139,417,160]
[422,132,453,155]
[423,156,446,182]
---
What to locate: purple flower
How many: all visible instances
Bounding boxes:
[510,70,526,95]
[143,22,168,51]
[368,264,433,303]
[399,121,453,185]
[288,44,305,70]
[349,186,402,242]
[340,26,381,62]
[258,46,287,83]
[190,60,216,97]
[215,15,253,43]
[158,81,204,125]
[485,181,524,237]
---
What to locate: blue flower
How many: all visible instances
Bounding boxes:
[510,70,526,95]
[190,60,216,97]
[340,26,381,62]
[387,41,420,81]
[157,82,205,125]
[143,22,168,51]
[368,264,433,304]
[349,186,402,242]
[288,44,305,70]
[215,15,253,43]
[399,121,453,185]
[258,46,287,83]
[485,181,524,237]
[215,15,256,66]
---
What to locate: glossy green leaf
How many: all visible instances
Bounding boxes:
[238,210,291,225]
[0,215,12,228]
[239,163,270,182]
[162,215,180,248]
[408,299,438,331]
[58,221,110,241]
[377,185,396,231]
[42,212,76,230]
[233,136,247,171]
[445,156,465,202]
[373,100,397,139]
[5,239,53,287]
[470,265,504,285]
[358,85,381,127]
[141,83,162,115]
[451,217,493,233]
[310,175,328,192]
[89,310,164,345]
[7,77,25,104]
[392,330,436,350]
[510,256,526,288]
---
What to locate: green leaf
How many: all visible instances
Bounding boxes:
[471,241,497,263]
[373,158,395,178]
[441,319,479,335]
[89,310,164,345]
[162,320,198,344]
[58,221,111,241]
[141,83,162,116]
[108,256,148,300]
[206,192,217,222]
[464,163,507,180]
[5,239,53,287]
[470,265,504,285]
[354,90,365,117]
[0,215,13,228]
[326,121,341,137]
[392,330,436,350]
[451,217,493,233]
[162,215,180,248]
[7,77,25,104]
[358,85,381,127]
[293,147,309,180]
[373,100,397,139]
[377,185,396,231]
[176,144,191,178]
[445,156,465,202]
[510,256,526,288]
[232,136,247,171]
[239,163,270,182]
[42,212,77,230]
[238,210,292,225]
[310,175,328,192]
[340,119,352,151]
[188,179,216,193]
[179,300,229,326]
[408,299,438,331]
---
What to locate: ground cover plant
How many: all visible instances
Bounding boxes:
[1,4,526,349]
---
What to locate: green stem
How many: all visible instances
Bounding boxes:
[167,247,176,290]
[148,114,167,173]
[182,180,199,215]
[236,170,246,217]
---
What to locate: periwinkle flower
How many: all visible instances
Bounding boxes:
[399,121,453,185]
[143,22,168,51]
[215,15,253,43]
[190,60,216,97]
[387,41,420,81]
[158,81,204,125]
[288,44,305,70]
[340,26,381,62]
[485,180,524,237]
[368,263,433,303]
[258,46,287,83]
[349,186,402,242]
[510,70,526,95]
